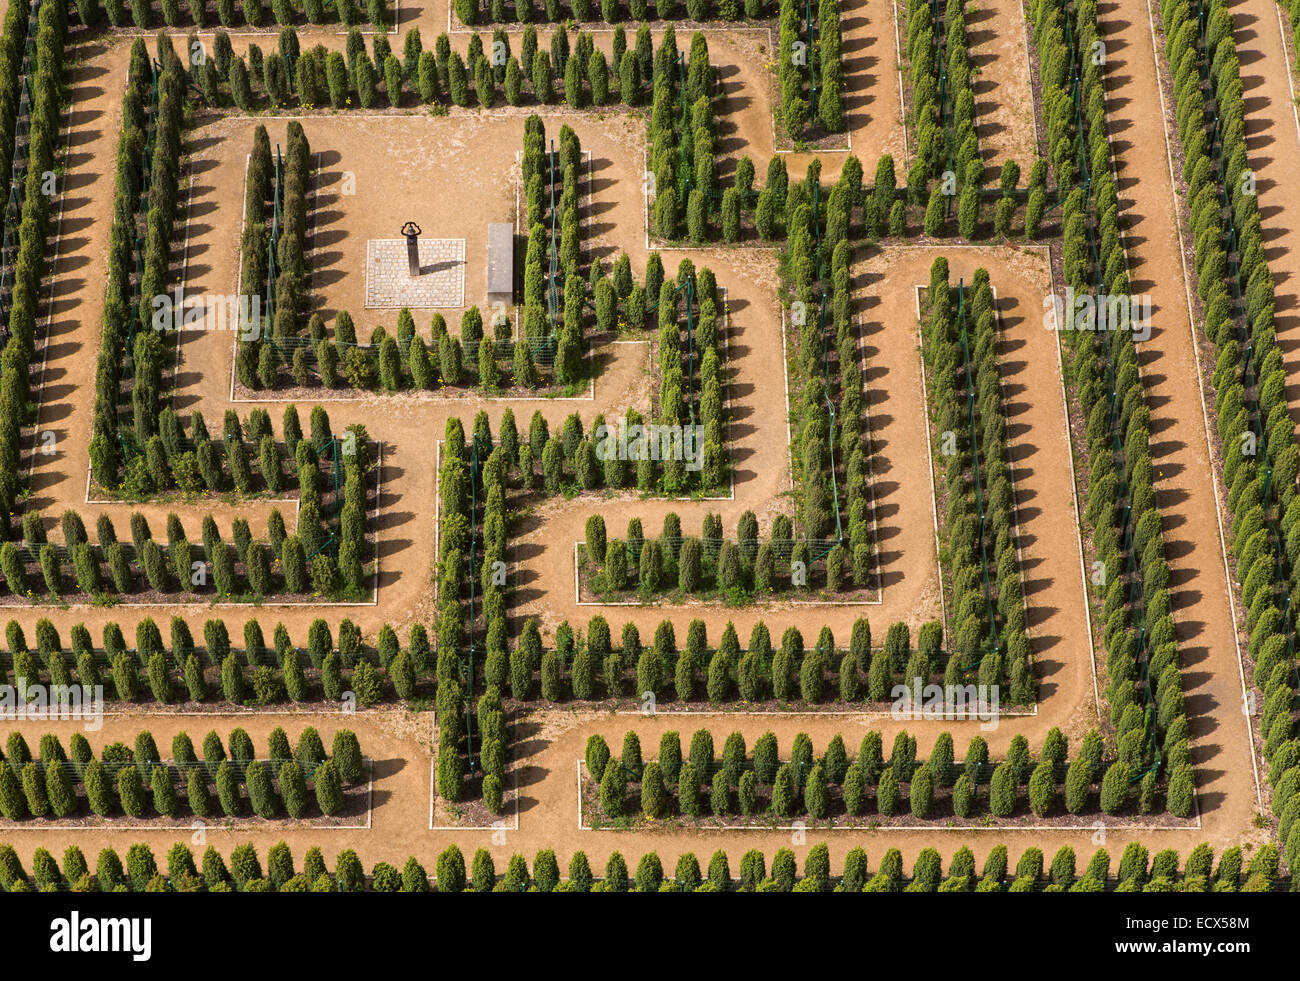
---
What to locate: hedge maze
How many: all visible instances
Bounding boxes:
[0,0,1296,905]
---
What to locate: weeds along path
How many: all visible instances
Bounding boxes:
[1093,0,1260,841]
[1227,0,1300,420]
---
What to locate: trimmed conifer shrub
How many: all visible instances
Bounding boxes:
[314,759,343,814]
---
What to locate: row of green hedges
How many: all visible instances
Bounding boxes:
[520,115,586,386]
[499,613,1039,707]
[700,150,1049,246]
[3,610,419,671]
[12,413,369,602]
[662,38,722,239]
[907,0,952,185]
[1160,0,1300,869]
[776,0,842,139]
[0,0,65,523]
[0,727,361,822]
[649,29,715,240]
[0,837,1281,891]
[788,196,868,554]
[435,415,511,814]
[236,121,311,390]
[206,23,658,113]
[4,727,361,781]
[1,614,417,706]
[652,259,729,493]
[89,36,185,489]
[0,0,34,254]
[97,401,323,498]
[582,511,865,597]
[924,261,1034,703]
[650,27,722,242]
[775,163,871,567]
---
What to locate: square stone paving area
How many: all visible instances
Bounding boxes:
[365,238,465,308]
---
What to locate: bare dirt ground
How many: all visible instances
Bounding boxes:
[1090,0,1265,849]
[966,0,1039,174]
[0,0,1271,877]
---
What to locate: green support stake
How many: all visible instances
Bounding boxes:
[464,433,491,774]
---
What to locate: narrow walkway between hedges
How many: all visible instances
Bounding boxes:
[1092,0,1262,848]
